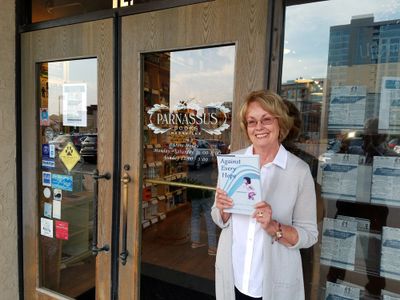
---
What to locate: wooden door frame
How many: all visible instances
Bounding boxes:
[21,20,114,299]
[119,0,271,298]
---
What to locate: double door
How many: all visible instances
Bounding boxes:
[21,1,271,299]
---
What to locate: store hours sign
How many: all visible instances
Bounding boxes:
[146,100,230,136]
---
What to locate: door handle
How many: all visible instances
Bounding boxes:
[92,169,111,255]
[120,171,131,265]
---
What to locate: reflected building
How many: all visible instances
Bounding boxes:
[281,78,325,142]
[325,14,400,138]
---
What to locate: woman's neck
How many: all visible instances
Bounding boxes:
[253,143,280,165]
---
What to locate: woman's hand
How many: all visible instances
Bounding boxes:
[215,188,233,223]
[253,201,272,230]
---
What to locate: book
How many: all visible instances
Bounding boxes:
[217,154,261,215]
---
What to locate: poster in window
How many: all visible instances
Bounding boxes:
[379,77,400,131]
[371,156,400,207]
[320,217,357,271]
[381,226,400,281]
[62,83,87,127]
[321,153,360,201]
[325,281,360,300]
[328,85,367,129]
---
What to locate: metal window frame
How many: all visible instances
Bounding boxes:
[268,0,328,93]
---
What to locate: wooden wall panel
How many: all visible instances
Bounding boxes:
[0,0,19,299]
[120,0,270,299]
[21,19,114,300]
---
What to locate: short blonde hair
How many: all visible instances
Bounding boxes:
[239,90,293,143]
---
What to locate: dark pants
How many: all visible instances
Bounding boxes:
[235,287,262,300]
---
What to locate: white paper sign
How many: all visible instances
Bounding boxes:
[382,289,400,300]
[328,85,367,129]
[320,217,357,270]
[371,156,400,206]
[40,217,54,238]
[379,77,400,131]
[52,200,61,219]
[62,83,87,127]
[325,281,360,300]
[381,226,400,281]
[321,154,360,201]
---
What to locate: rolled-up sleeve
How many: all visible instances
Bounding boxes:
[289,165,318,249]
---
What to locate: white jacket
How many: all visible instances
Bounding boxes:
[211,146,318,300]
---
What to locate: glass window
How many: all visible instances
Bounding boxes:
[31,0,110,23]
[281,0,400,299]
[30,0,209,23]
[141,46,234,297]
[38,59,97,298]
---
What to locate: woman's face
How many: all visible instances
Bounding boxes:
[245,101,280,149]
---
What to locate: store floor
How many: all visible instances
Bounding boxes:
[141,203,217,296]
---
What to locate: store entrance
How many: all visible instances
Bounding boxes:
[118,0,270,299]
[20,1,270,299]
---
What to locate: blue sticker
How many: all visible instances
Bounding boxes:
[51,174,73,191]
[42,144,50,157]
[42,159,55,169]
[42,171,52,187]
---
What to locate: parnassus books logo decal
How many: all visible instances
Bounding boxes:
[147,99,230,135]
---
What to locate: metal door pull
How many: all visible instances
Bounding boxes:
[120,172,131,265]
[92,169,111,255]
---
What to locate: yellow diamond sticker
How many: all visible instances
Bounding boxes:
[59,142,81,172]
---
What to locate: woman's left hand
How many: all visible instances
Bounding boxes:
[253,201,272,229]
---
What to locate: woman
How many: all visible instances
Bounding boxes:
[211,90,318,300]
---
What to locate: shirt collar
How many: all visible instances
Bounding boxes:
[245,144,288,169]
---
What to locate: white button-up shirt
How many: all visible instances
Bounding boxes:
[232,145,287,297]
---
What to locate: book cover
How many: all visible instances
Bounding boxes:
[217,154,261,215]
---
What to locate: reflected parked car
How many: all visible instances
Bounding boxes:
[49,134,72,151]
[79,135,97,163]
[206,139,228,154]
[388,138,400,149]
[187,139,214,169]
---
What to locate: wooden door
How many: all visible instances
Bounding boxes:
[119,0,270,298]
[21,20,114,299]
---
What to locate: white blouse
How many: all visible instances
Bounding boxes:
[232,145,287,297]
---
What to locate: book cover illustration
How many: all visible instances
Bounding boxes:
[217,154,261,215]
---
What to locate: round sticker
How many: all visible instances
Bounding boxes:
[43,187,51,199]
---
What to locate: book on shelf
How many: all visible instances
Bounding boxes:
[217,154,261,215]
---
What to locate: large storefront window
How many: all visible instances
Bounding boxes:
[141,46,234,297]
[281,1,400,299]
[38,59,97,298]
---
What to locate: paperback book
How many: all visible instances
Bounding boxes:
[217,154,261,215]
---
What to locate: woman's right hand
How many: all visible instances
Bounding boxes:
[216,188,233,222]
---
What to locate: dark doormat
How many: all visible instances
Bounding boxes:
[76,288,95,300]
[140,275,215,300]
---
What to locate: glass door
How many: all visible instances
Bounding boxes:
[119,0,271,298]
[21,19,114,299]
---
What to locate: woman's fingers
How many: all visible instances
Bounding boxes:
[253,201,272,229]
[254,201,271,210]
[216,188,233,209]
